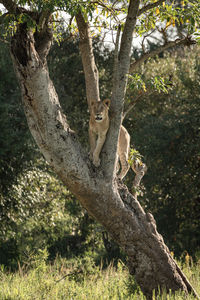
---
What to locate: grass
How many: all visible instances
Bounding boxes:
[0,251,199,300]
[0,261,130,300]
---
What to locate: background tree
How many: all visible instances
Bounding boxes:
[0,0,199,299]
[126,47,200,258]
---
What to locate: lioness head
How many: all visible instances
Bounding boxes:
[91,99,110,122]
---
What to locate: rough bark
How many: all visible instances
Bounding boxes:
[6,2,199,300]
[102,0,141,180]
[75,13,100,110]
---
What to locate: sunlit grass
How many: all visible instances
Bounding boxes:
[0,252,199,300]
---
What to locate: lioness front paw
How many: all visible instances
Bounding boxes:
[93,157,100,167]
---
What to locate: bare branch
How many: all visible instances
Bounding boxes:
[112,25,121,88]
[112,0,120,8]
[123,88,155,119]
[38,10,52,31]
[76,12,100,109]
[141,35,146,54]
[0,0,41,24]
[138,0,165,16]
[90,0,120,23]
[156,25,168,43]
[129,36,196,73]
[123,93,144,120]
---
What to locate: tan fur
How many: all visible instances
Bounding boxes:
[89,99,110,167]
[117,125,131,179]
[89,99,131,179]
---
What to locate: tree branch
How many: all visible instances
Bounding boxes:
[0,0,40,24]
[76,12,100,110]
[38,10,52,31]
[90,0,120,22]
[111,0,140,113]
[123,92,148,120]
[138,0,165,16]
[103,0,140,180]
[129,36,196,73]
[112,25,121,88]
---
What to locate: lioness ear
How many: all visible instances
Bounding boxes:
[103,99,110,108]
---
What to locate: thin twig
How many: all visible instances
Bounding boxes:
[138,0,165,16]
[123,90,154,120]
[90,0,120,23]
[55,270,83,283]
[123,93,143,120]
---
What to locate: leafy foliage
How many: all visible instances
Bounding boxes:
[1,0,199,46]
[128,148,144,167]
[0,40,37,191]
[0,158,106,268]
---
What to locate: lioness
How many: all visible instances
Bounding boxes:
[89,99,132,180]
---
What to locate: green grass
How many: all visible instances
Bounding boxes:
[0,252,199,300]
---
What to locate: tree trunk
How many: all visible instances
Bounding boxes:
[9,22,199,300]
[8,0,199,297]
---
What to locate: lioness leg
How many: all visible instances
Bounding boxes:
[93,133,106,167]
[118,126,130,179]
[89,129,96,160]
[118,152,130,179]
[116,154,120,174]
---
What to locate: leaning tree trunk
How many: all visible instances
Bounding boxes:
[10,17,199,300]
